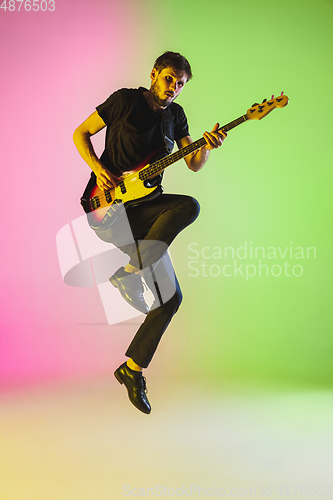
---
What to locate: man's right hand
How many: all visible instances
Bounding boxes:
[95,166,117,191]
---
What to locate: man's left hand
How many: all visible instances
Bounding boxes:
[203,123,227,150]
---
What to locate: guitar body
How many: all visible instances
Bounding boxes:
[81,93,289,229]
[82,167,163,227]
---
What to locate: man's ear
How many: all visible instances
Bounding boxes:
[150,67,158,81]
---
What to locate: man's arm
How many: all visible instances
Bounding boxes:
[176,123,227,172]
[73,110,115,190]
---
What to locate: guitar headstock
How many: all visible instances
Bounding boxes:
[246,93,289,120]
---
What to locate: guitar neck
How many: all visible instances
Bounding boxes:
[139,114,248,181]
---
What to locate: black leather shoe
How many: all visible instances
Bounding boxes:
[109,267,149,314]
[114,362,151,414]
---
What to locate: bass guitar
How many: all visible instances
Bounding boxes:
[81,93,289,228]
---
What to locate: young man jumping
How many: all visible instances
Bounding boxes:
[73,51,226,414]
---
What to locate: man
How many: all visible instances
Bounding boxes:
[73,51,226,414]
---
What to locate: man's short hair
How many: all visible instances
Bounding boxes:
[153,51,192,81]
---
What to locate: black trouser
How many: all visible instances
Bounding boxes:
[95,193,200,368]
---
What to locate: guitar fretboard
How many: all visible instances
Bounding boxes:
[139,114,248,181]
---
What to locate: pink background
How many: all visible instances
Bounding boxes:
[0,0,158,387]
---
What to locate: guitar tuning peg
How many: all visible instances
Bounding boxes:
[271,95,274,99]
[262,98,267,103]
[252,103,259,107]
[281,91,284,95]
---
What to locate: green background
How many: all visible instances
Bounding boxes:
[148,0,333,389]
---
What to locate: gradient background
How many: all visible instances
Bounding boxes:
[0,0,332,498]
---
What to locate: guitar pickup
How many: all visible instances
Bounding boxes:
[118,180,127,194]
[90,197,101,210]
[105,192,112,204]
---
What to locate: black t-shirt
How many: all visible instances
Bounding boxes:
[96,87,189,176]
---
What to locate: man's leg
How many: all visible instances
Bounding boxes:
[114,253,182,414]
[125,194,200,270]
[98,194,200,413]
[108,194,199,316]
[125,252,183,367]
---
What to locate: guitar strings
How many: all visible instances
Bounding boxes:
[92,114,248,203]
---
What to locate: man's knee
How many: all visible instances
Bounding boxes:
[182,196,200,223]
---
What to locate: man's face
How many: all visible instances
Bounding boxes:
[150,67,187,107]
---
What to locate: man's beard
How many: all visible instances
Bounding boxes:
[151,81,171,107]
